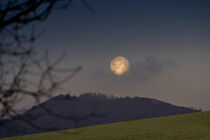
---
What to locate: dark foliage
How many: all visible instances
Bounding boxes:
[0,0,96,133]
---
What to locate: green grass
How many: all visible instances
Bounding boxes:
[2,111,210,140]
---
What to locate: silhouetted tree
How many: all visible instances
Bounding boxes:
[0,0,98,132]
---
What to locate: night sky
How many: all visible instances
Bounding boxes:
[33,0,210,110]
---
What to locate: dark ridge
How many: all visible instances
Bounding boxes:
[0,93,200,138]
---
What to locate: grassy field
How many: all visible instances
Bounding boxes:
[2,111,210,140]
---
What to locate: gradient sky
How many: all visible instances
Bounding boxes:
[31,0,210,110]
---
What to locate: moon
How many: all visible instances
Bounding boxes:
[110,56,129,75]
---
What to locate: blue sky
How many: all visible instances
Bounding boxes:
[29,0,210,110]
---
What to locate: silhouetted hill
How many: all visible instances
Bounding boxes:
[0,93,200,138]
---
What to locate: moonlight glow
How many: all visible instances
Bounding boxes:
[110,56,129,75]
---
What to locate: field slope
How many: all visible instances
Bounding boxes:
[2,111,210,140]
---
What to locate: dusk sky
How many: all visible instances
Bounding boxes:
[32,0,210,110]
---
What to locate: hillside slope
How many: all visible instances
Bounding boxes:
[2,111,210,140]
[0,93,199,138]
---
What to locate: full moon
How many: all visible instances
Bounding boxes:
[110,56,129,75]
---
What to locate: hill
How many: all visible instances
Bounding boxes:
[0,93,199,138]
[2,111,210,140]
